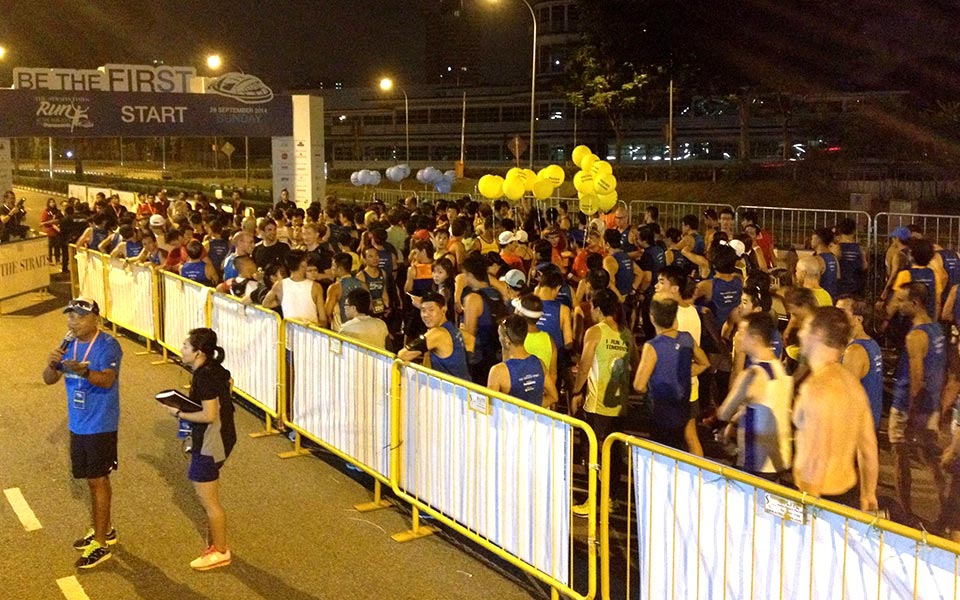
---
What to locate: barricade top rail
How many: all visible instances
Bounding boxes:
[607,432,960,556]
[285,318,397,361]
[399,359,599,438]
[873,211,960,249]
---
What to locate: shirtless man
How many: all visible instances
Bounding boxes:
[793,306,879,511]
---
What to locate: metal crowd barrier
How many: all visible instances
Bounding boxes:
[104,257,157,343]
[601,433,960,600]
[391,361,597,600]
[736,205,872,250]
[210,292,284,432]
[73,247,108,313]
[282,320,395,510]
[157,270,212,359]
[874,212,960,251]
[628,200,737,233]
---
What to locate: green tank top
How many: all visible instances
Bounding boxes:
[586,321,633,416]
[524,330,553,373]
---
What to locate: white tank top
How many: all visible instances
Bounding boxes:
[280,278,318,323]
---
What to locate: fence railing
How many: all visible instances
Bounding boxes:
[70,243,960,600]
[736,205,872,251]
[392,360,597,600]
[601,433,960,600]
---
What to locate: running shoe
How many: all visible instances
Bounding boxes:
[72,527,118,550]
[75,541,112,569]
[190,547,231,571]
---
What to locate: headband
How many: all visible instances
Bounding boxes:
[511,298,543,319]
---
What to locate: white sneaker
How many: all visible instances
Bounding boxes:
[190,546,231,571]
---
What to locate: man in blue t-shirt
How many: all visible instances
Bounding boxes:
[43,297,123,570]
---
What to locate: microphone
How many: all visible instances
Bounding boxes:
[60,331,76,351]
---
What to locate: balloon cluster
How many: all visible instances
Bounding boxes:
[350,169,382,187]
[477,164,565,202]
[415,166,457,194]
[570,145,618,215]
[385,164,411,183]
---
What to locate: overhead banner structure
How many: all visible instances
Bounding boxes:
[0,89,292,138]
[1,63,325,204]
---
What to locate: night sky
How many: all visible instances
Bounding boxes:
[0,0,528,90]
[0,0,957,97]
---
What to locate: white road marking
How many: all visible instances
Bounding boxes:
[56,576,91,600]
[3,487,42,531]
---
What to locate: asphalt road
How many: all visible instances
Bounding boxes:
[0,291,540,600]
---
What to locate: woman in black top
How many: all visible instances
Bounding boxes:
[163,328,236,571]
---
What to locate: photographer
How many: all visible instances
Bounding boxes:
[0,191,28,243]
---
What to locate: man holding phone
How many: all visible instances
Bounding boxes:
[42,297,123,569]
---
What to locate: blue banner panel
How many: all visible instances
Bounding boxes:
[0,89,292,137]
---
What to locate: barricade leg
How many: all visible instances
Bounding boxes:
[134,339,155,357]
[151,346,173,365]
[391,506,437,543]
[277,430,311,459]
[249,414,282,439]
[354,480,391,513]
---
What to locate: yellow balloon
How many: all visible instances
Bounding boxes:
[572,145,591,168]
[522,169,538,192]
[502,176,525,201]
[597,190,618,213]
[573,170,594,194]
[544,164,565,186]
[506,167,524,182]
[581,153,599,174]
[532,178,554,200]
[595,172,617,195]
[591,160,613,178]
[478,174,504,199]
[579,193,597,215]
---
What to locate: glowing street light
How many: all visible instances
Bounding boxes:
[206,54,223,71]
[487,0,537,168]
[378,77,409,163]
[0,46,7,60]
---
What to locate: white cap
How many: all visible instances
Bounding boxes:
[499,269,526,289]
[149,214,165,227]
[515,230,529,243]
[498,231,517,246]
[727,239,746,257]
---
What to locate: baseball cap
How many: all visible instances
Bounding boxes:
[498,231,517,246]
[412,229,432,242]
[149,214,166,227]
[889,226,911,241]
[63,297,100,316]
[499,269,526,290]
[515,230,529,243]
[727,239,746,257]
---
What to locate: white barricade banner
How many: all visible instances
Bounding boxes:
[75,249,107,310]
[286,321,392,479]
[159,272,210,355]
[106,258,155,339]
[68,184,88,204]
[400,367,571,584]
[631,446,958,599]
[211,294,280,417]
[0,237,49,301]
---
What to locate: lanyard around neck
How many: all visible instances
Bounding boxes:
[72,330,100,364]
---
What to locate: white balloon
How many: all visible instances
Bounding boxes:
[350,171,362,186]
[369,170,382,186]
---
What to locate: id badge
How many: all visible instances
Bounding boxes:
[73,389,86,410]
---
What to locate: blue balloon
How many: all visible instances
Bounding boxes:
[350,171,362,186]
[443,169,456,182]
[434,180,452,194]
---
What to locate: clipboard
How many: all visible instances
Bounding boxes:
[155,389,203,413]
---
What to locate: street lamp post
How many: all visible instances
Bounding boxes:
[488,1,537,168]
[379,78,409,164]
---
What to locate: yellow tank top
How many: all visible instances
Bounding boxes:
[586,321,633,416]
[524,330,554,373]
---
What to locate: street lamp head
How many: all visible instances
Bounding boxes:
[206,54,223,71]
[0,46,6,60]
[379,77,394,92]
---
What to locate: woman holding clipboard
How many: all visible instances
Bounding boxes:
[159,328,237,571]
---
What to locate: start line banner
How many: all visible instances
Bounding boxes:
[0,89,293,138]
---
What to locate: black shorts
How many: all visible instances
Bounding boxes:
[188,453,224,483]
[70,431,118,479]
